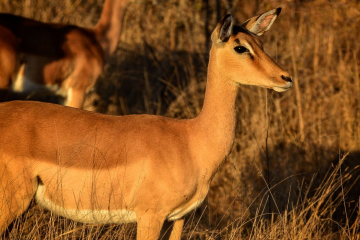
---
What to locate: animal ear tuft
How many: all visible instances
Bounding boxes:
[211,14,233,44]
[241,8,281,36]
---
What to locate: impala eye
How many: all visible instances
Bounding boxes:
[234,46,249,54]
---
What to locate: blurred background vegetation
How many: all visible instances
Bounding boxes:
[1,0,360,239]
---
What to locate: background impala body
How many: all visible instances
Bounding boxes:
[0,25,18,102]
[0,8,292,240]
[0,0,129,108]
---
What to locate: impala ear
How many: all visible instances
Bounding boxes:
[211,14,233,44]
[241,8,281,36]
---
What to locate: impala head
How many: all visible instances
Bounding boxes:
[211,8,292,92]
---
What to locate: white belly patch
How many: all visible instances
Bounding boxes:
[35,185,137,224]
[167,199,205,221]
[12,65,66,95]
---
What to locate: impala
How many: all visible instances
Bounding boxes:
[0,8,292,240]
[0,0,130,108]
[0,25,19,102]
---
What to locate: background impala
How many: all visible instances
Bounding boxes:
[0,0,130,108]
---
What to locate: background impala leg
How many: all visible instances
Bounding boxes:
[64,87,86,108]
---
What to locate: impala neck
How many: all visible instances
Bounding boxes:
[194,46,239,170]
[94,0,128,61]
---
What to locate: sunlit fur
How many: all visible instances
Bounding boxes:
[0,8,292,240]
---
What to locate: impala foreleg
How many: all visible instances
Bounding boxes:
[168,219,184,240]
[136,212,166,240]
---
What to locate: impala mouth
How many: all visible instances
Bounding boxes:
[273,82,293,92]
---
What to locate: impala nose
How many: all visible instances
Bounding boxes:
[281,75,292,83]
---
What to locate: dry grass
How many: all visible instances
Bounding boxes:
[1,0,360,239]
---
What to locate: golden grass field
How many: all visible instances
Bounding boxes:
[1,0,360,239]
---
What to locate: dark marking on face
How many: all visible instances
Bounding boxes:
[232,25,264,54]
[232,25,253,36]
